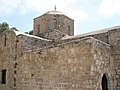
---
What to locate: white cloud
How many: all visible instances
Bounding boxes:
[24,0,78,12]
[98,0,120,17]
[0,0,89,34]
[0,0,79,14]
[63,9,89,22]
[23,0,89,22]
[0,0,89,22]
[0,0,21,14]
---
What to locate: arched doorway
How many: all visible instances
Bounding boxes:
[102,74,108,90]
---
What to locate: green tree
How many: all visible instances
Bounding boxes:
[29,30,33,35]
[0,22,19,34]
[0,22,9,34]
[25,30,33,35]
[10,27,19,31]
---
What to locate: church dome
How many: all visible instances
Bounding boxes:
[45,10,64,15]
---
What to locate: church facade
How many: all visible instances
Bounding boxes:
[0,10,120,90]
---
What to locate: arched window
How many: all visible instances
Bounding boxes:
[102,74,108,90]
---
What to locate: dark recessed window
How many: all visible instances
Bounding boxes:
[102,74,108,90]
[37,25,40,33]
[14,63,17,68]
[68,25,70,35]
[4,35,7,46]
[1,69,7,84]
[14,71,17,74]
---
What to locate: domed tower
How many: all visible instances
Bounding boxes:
[33,10,74,40]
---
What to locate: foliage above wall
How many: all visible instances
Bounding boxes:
[0,22,18,34]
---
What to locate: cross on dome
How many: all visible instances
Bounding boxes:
[54,5,56,11]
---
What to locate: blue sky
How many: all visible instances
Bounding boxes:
[0,0,120,35]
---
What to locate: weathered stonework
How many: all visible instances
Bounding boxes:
[33,11,74,37]
[0,10,120,90]
[15,37,114,90]
[0,30,16,90]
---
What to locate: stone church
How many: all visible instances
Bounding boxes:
[0,10,120,90]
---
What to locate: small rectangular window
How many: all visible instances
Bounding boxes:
[68,25,70,35]
[37,25,40,33]
[1,69,6,84]
[4,35,7,46]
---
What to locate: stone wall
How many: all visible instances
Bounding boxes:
[16,37,113,90]
[16,34,52,52]
[62,31,109,45]
[0,27,118,90]
[33,14,74,36]
[92,38,114,90]
[0,30,16,90]
[0,30,53,90]
[38,29,68,41]
[109,29,120,90]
